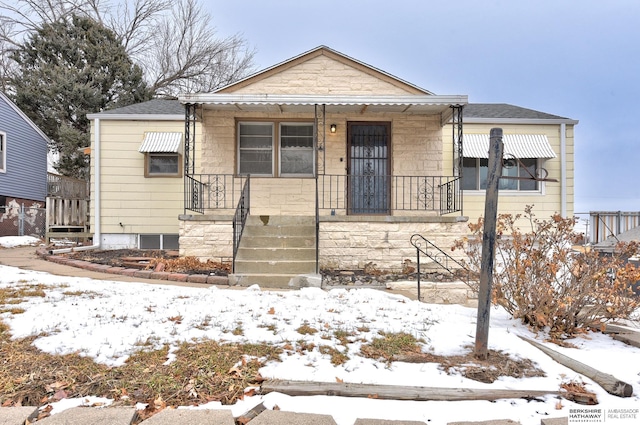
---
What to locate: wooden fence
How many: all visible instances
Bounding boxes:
[46,173,91,242]
[589,211,640,244]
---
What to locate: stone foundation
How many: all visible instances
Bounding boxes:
[319,215,469,271]
[179,213,470,273]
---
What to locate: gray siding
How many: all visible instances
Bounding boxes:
[0,94,48,202]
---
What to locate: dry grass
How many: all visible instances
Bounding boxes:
[0,331,281,408]
[361,335,545,383]
[0,282,281,408]
[0,284,545,411]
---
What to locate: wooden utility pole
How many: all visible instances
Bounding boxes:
[474,128,503,360]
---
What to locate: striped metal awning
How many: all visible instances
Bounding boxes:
[138,132,183,153]
[463,134,556,159]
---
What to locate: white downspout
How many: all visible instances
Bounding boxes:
[560,123,567,217]
[49,119,101,254]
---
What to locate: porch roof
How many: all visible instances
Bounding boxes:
[463,134,557,159]
[178,94,468,124]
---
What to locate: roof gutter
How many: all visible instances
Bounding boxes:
[561,123,567,217]
[49,118,102,254]
[86,113,183,121]
[178,93,468,106]
[464,117,579,125]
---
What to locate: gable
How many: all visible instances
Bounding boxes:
[219,46,430,96]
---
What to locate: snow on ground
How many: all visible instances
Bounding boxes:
[0,235,41,248]
[1,237,639,424]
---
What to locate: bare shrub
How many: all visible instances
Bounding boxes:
[454,206,640,338]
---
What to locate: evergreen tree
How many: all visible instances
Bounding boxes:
[11,15,152,178]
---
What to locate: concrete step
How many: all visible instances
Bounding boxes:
[229,273,320,288]
[234,259,316,274]
[236,247,316,261]
[243,224,316,238]
[246,215,315,226]
[234,215,317,288]
[239,235,315,248]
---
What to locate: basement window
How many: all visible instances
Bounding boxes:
[139,234,179,250]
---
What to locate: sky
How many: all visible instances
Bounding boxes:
[207,0,640,214]
[1,237,640,424]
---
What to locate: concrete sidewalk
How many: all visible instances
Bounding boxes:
[1,404,550,425]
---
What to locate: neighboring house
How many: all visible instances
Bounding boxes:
[0,91,49,237]
[88,46,577,286]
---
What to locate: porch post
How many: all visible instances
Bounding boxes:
[451,104,464,215]
[314,104,326,274]
[184,103,197,175]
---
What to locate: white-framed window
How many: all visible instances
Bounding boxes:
[238,122,274,175]
[0,132,5,173]
[462,157,540,191]
[145,153,181,177]
[279,123,314,176]
[238,121,315,177]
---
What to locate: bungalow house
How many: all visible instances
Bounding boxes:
[87,46,577,287]
[0,91,49,236]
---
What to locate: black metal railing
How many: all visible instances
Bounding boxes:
[185,174,248,214]
[232,176,250,272]
[410,234,475,301]
[318,175,461,215]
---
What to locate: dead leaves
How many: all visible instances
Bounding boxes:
[560,379,598,405]
[25,404,53,424]
[132,395,167,424]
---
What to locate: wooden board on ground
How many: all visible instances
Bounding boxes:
[518,335,633,398]
[261,380,556,401]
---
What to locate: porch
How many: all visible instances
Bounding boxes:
[179,173,468,286]
[177,91,468,285]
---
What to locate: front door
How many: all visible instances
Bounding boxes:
[347,122,390,214]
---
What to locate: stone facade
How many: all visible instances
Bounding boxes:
[319,216,468,271]
[178,214,469,272]
[179,214,234,262]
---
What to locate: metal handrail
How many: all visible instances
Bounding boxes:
[315,176,320,274]
[232,176,250,273]
[410,233,474,301]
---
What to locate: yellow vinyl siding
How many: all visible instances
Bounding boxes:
[444,122,575,223]
[90,120,201,235]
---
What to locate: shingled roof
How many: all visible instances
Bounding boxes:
[464,103,571,120]
[90,99,573,123]
[94,98,184,116]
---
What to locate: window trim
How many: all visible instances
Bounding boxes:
[144,152,182,178]
[278,122,315,177]
[237,121,275,176]
[237,120,315,177]
[0,132,6,173]
[462,157,545,194]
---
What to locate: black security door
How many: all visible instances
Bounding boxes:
[347,122,390,214]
